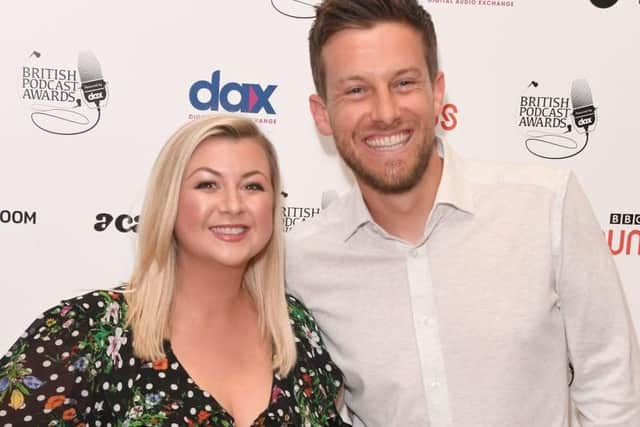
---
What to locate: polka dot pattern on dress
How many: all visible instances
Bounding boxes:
[0,289,347,426]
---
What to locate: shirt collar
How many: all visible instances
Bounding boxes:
[433,138,474,215]
[339,138,475,242]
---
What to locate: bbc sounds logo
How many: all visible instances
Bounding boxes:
[19,50,108,135]
[188,70,278,125]
[517,79,597,160]
[607,213,640,256]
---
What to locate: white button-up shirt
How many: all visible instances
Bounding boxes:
[286,141,640,427]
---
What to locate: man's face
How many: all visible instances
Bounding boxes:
[310,22,444,194]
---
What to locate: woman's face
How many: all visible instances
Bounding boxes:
[174,136,274,270]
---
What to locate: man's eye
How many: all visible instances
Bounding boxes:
[245,183,265,191]
[398,80,415,87]
[195,181,216,190]
[346,87,364,95]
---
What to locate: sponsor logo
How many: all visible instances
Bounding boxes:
[590,0,618,8]
[94,213,139,233]
[188,70,278,125]
[590,0,640,8]
[282,206,321,232]
[439,103,459,131]
[189,70,276,114]
[270,0,320,19]
[517,79,597,160]
[0,209,37,225]
[607,213,640,256]
[425,0,516,8]
[19,50,108,135]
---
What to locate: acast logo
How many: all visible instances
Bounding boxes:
[189,70,277,114]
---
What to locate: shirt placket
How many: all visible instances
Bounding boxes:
[403,205,453,427]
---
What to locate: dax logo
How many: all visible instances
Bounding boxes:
[189,70,277,114]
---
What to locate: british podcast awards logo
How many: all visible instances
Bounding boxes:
[517,79,597,160]
[19,50,108,135]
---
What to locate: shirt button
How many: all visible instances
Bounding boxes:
[430,381,440,389]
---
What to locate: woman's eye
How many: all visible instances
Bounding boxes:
[195,181,216,190]
[245,183,265,191]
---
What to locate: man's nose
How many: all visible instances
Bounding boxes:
[370,88,401,127]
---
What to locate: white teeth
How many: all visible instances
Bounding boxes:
[211,226,246,235]
[365,132,410,149]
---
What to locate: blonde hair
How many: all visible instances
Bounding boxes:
[125,115,296,375]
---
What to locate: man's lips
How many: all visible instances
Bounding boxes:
[363,130,412,151]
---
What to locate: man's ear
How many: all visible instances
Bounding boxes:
[432,71,446,124]
[309,94,333,136]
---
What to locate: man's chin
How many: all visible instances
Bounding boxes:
[357,169,425,194]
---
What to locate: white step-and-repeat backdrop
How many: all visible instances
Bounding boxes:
[1,0,639,360]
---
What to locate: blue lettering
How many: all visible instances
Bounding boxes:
[220,82,244,112]
[189,70,276,114]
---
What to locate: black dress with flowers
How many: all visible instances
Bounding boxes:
[0,289,348,426]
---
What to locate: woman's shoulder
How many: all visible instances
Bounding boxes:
[59,286,129,313]
[24,287,130,339]
[285,294,320,337]
[0,287,134,420]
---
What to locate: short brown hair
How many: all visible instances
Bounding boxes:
[309,0,439,100]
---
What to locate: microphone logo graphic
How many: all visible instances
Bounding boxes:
[518,77,598,160]
[78,51,108,108]
[570,79,597,134]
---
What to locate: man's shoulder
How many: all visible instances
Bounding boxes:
[286,189,355,246]
[463,156,573,194]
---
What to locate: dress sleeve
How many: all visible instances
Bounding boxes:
[557,173,640,426]
[287,295,351,427]
[0,297,98,424]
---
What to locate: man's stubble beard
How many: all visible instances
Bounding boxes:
[336,134,434,195]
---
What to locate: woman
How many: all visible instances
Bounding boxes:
[0,115,348,426]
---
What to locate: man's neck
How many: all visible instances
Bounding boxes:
[359,151,443,245]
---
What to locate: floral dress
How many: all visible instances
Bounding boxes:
[0,289,348,426]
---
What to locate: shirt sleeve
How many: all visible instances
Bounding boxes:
[557,172,640,426]
[0,298,97,424]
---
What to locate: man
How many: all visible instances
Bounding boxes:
[286,0,640,426]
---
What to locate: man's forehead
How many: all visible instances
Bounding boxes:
[320,22,428,79]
